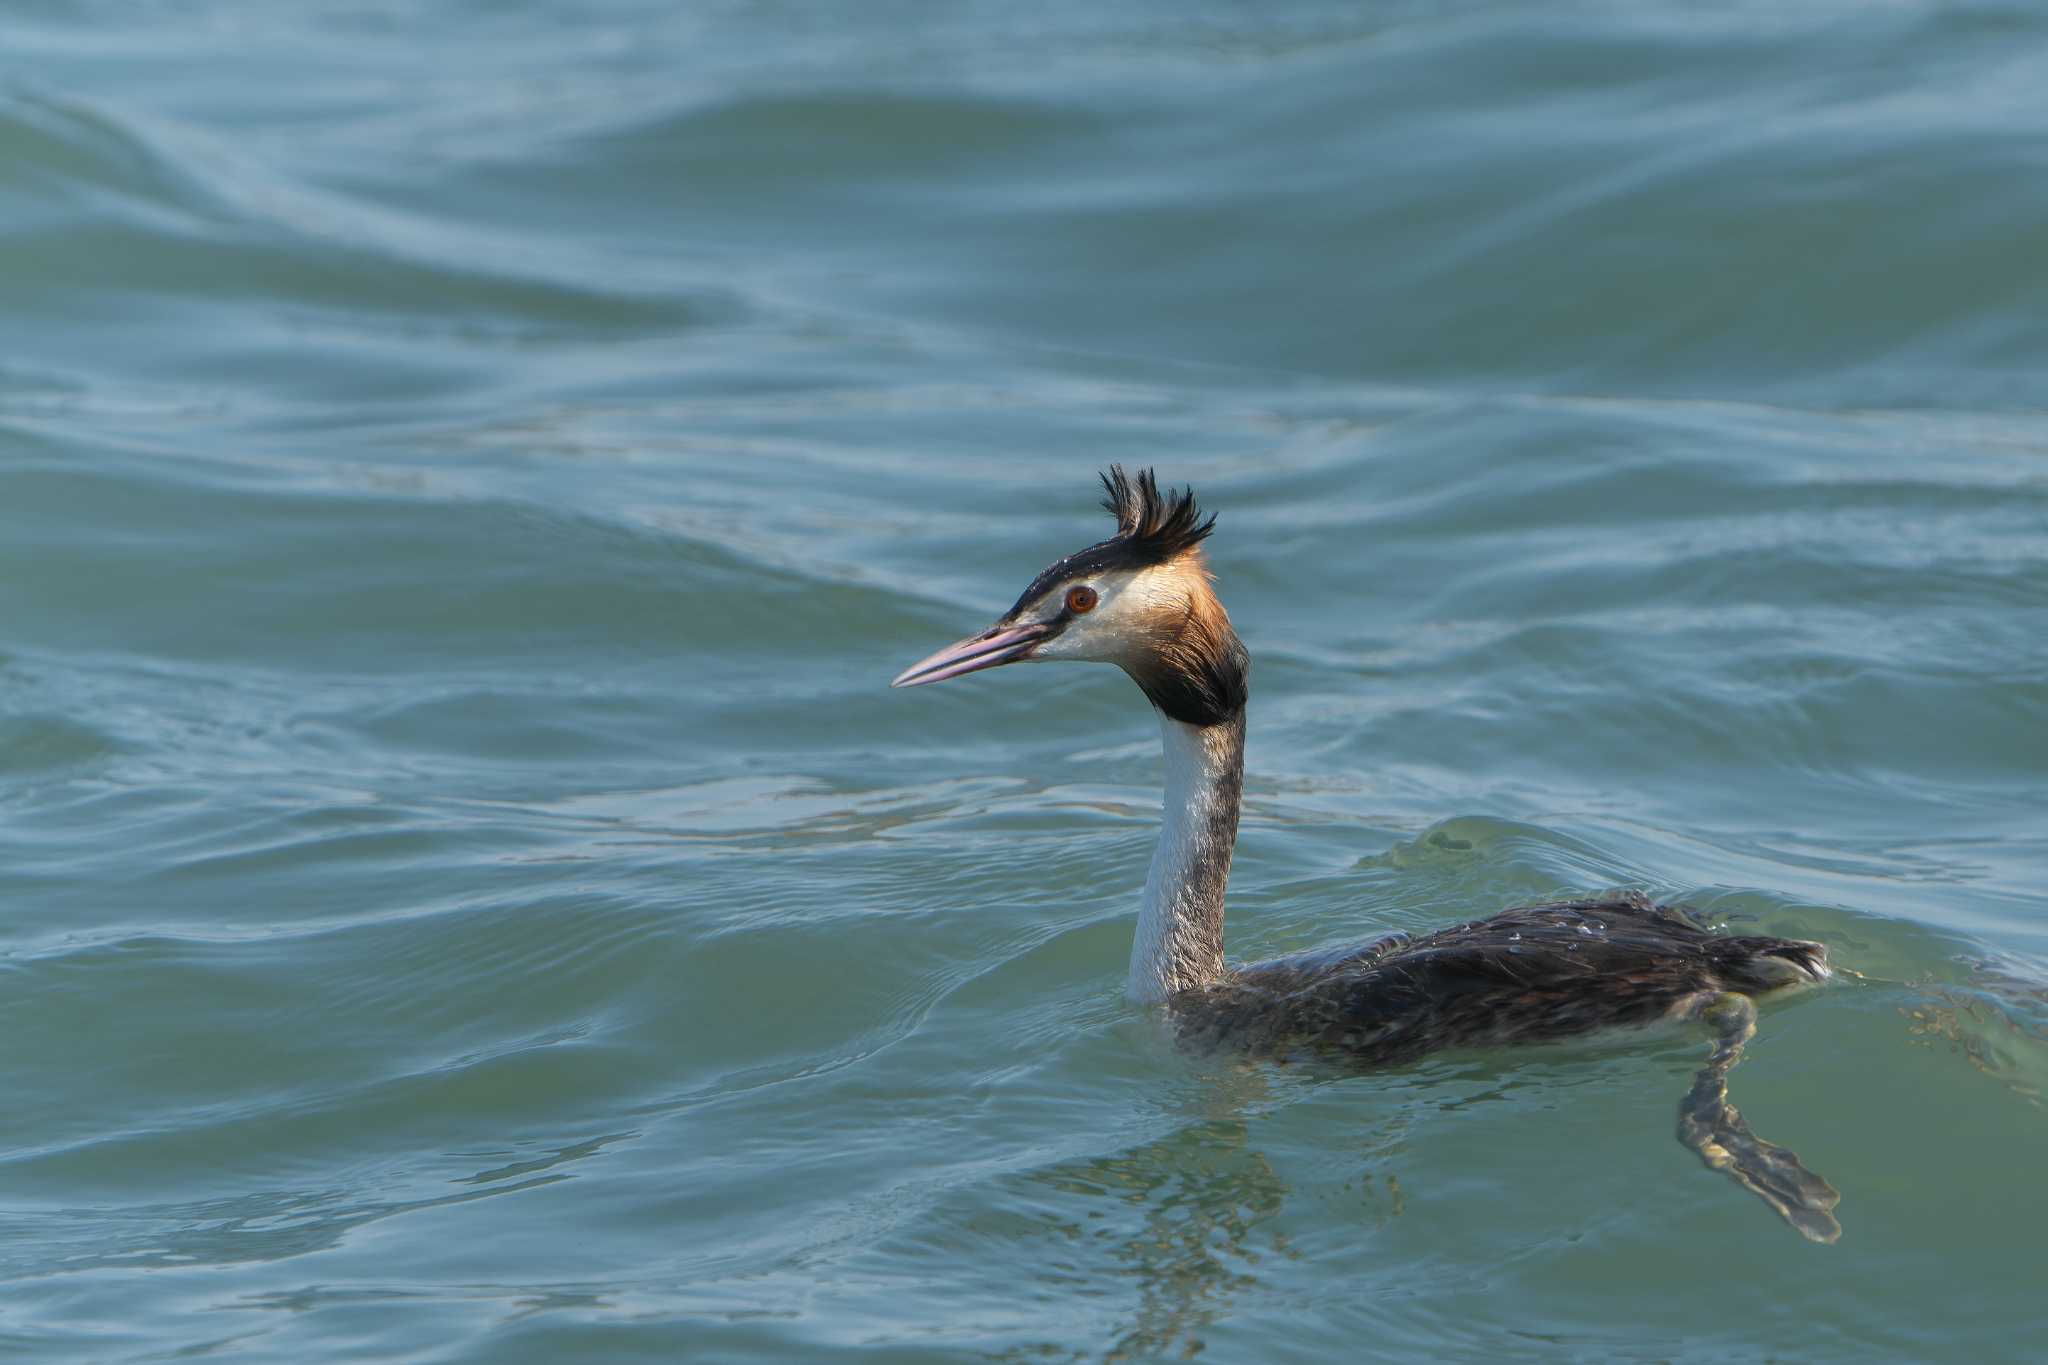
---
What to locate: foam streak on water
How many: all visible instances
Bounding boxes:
[2,3,2045,1360]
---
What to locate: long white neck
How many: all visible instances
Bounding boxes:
[1127,710,1245,1003]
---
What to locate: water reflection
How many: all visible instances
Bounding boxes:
[1026,1117,1290,1361]
[1902,955,2048,1110]
[1017,1070,1407,1362]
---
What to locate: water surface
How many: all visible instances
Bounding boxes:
[3,2,2046,1360]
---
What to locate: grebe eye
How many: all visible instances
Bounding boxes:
[1065,584,1098,614]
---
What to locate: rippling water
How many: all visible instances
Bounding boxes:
[4,3,2046,1359]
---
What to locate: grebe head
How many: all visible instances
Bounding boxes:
[892,466,1249,728]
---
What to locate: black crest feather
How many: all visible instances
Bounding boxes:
[1099,466,1216,565]
[1004,466,1224,621]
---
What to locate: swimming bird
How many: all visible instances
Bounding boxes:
[892,467,1842,1243]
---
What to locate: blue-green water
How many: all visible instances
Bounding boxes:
[5,3,2047,1359]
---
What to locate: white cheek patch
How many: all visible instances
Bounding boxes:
[1027,567,1179,664]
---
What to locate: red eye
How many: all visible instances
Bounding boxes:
[1065,585,1098,614]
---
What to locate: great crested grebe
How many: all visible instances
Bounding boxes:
[893,467,1842,1243]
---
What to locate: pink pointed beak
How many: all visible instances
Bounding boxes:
[891,621,1053,688]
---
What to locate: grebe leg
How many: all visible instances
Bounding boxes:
[1675,991,1843,1244]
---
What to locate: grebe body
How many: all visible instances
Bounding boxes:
[892,467,1841,1242]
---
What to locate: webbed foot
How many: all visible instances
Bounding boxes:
[1676,992,1842,1244]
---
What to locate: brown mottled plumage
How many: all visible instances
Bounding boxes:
[1171,891,1825,1061]
[892,468,1844,1243]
